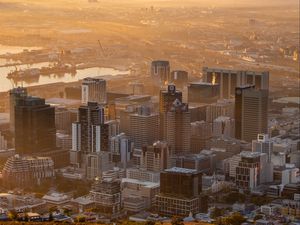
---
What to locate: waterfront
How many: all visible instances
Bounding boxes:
[0,45,129,92]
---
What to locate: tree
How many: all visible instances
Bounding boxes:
[225,212,246,225]
[8,210,18,221]
[145,221,156,225]
[210,207,225,219]
[171,216,184,225]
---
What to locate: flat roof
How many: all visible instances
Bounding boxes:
[164,167,198,174]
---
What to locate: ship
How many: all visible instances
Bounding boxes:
[7,68,40,79]
[40,63,76,75]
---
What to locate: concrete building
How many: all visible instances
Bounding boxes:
[55,107,77,133]
[213,116,235,138]
[86,152,112,180]
[190,121,212,153]
[206,99,234,123]
[235,151,273,190]
[156,167,204,217]
[126,168,160,183]
[203,67,269,99]
[188,82,220,104]
[2,155,54,188]
[235,85,268,142]
[141,141,171,172]
[90,178,122,218]
[129,106,159,149]
[170,70,188,88]
[151,60,170,85]
[166,99,190,155]
[252,134,273,162]
[159,84,182,140]
[82,77,106,104]
[273,164,299,185]
[110,133,133,167]
[122,178,160,210]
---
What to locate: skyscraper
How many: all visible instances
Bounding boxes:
[82,77,107,104]
[235,85,268,142]
[188,82,220,104]
[15,96,56,155]
[9,87,27,133]
[141,141,171,172]
[166,99,191,155]
[159,84,182,140]
[129,106,159,149]
[151,60,170,85]
[71,102,109,175]
[203,67,269,99]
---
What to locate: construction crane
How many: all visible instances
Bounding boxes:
[98,40,105,58]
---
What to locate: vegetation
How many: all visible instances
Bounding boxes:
[214,212,246,225]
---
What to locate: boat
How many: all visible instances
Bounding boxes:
[7,68,40,79]
[40,63,76,75]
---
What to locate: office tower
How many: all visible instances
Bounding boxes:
[236,151,273,190]
[106,120,120,138]
[90,178,122,218]
[166,99,190,155]
[188,82,220,104]
[110,133,134,167]
[2,155,54,189]
[86,152,111,180]
[171,154,215,174]
[190,121,212,153]
[9,87,27,133]
[129,106,159,149]
[203,67,269,99]
[141,141,171,172]
[55,107,77,133]
[159,84,182,140]
[71,102,109,178]
[82,77,107,104]
[252,134,273,162]
[213,116,235,138]
[15,96,56,155]
[170,70,188,88]
[235,85,268,142]
[151,60,170,85]
[189,103,207,122]
[206,99,234,123]
[156,167,204,216]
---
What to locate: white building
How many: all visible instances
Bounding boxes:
[82,77,106,104]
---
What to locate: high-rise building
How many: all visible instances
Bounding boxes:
[236,151,273,190]
[252,134,273,162]
[90,178,122,218]
[9,87,28,133]
[206,99,235,123]
[159,84,182,140]
[166,99,190,155]
[156,167,204,217]
[129,106,159,149]
[55,107,77,133]
[235,85,268,142]
[190,121,212,153]
[203,67,269,99]
[151,60,170,85]
[213,116,235,138]
[110,133,134,167]
[170,70,188,88]
[15,96,56,155]
[71,102,109,178]
[82,77,107,104]
[141,141,171,172]
[188,82,220,104]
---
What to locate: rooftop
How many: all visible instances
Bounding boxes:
[164,167,198,174]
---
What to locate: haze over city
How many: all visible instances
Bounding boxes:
[0,0,299,224]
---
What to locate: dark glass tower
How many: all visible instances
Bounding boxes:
[15,96,56,155]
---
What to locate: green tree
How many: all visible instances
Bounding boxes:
[171,216,184,225]
[8,210,18,221]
